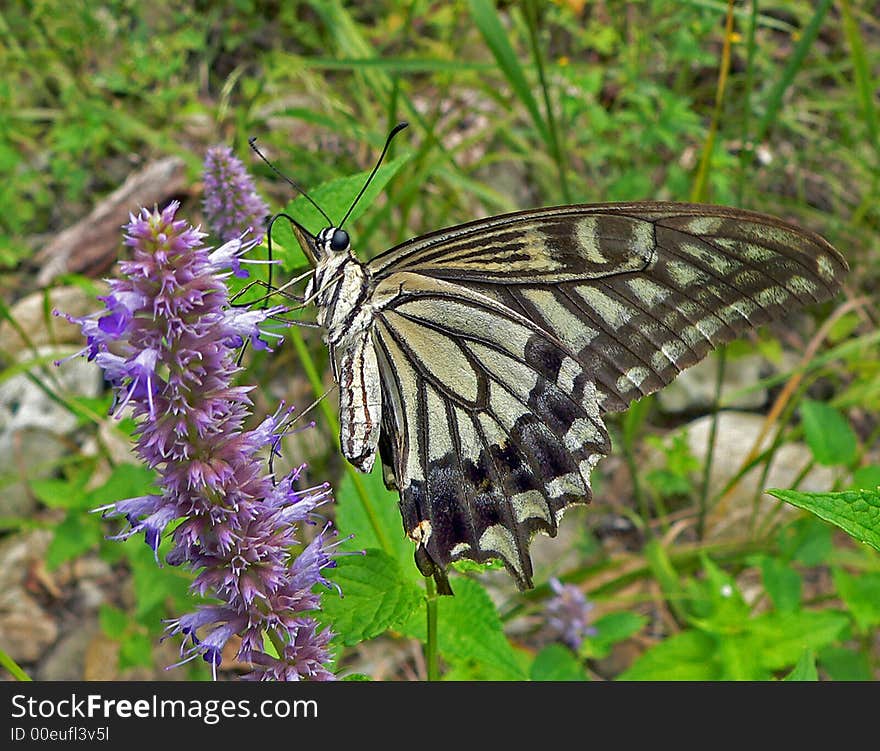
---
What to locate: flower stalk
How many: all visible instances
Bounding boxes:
[60,201,342,680]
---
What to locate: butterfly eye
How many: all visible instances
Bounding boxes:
[330,229,350,252]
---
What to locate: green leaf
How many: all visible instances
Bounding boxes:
[758,556,802,613]
[98,605,130,639]
[743,610,848,671]
[583,611,647,659]
[644,539,687,621]
[699,554,750,625]
[618,630,720,681]
[126,542,194,619]
[86,463,159,509]
[784,650,818,681]
[777,516,833,566]
[817,646,873,681]
[29,470,90,510]
[335,462,418,581]
[530,644,588,681]
[273,153,411,269]
[319,548,423,646]
[401,578,527,680]
[768,488,880,553]
[800,399,858,466]
[45,511,101,568]
[118,631,154,670]
[851,465,880,491]
[717,633,769,681]
[832,569,880,632]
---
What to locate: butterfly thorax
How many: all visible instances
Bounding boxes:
[307,245,383,474]
[309,251,374,347]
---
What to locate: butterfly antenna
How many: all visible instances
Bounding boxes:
[249,137,333,226]
[338,121,409,230]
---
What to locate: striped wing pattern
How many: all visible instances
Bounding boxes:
[365,203,847,589]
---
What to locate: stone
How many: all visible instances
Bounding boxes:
[0,285,106,357]
[0,345,103,516]
[0,531,58,664]
[35,621,99,681]
[658,352,768,413]
[660,411,835,534]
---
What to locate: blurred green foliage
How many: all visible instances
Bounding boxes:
[1,0,878,681]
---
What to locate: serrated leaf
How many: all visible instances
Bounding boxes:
[618,630,720,681]
[768,488,880,553]
[832,569,880,632]
[743,610,848,670]
[272,153,411,270]
[334,462,418,581]
[401,578,527,680]
[784,650,818,681]
[759,555,802,613]
[800,399,858,466]
[530,644,588,681]
[319,548,423,646]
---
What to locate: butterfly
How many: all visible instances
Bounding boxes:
[262,125,848,594]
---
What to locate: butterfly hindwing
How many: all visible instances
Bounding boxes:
[371,274,610,589]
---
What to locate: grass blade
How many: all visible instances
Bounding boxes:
[467,0,551,147]
[754,0,834,142]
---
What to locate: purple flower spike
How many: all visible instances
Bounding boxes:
[63,202,340,681]
[203,145,270,245]
[545,578,598,652]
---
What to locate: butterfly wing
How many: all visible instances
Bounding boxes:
[371,274,610,590]
[365,202,847,588]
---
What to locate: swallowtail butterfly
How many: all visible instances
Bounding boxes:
[265,125,848,594]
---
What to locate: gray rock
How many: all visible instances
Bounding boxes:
[658,352,768,413]
[655,411,834,534]
[35,621,99,681]
[0,285,105,358]
[0,587,59,664]
[0,531,58,664]
[0,346,103,516]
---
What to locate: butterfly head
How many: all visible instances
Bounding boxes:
[285,219,351,267]
[318,226,351,255]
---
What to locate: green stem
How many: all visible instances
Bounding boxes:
[0,649,31,681]
[690,0,735,203]
[622,437,651,539]
[524,0,571,203]
[425,577,440,681]
[289,327,394,556]
[697,349,726,541]
[737,0,759,207]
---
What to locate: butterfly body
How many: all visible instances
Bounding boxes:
[290,202,847,593]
